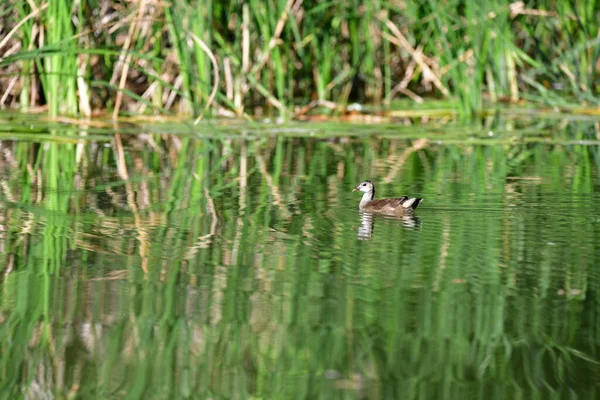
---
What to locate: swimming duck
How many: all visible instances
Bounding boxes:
[353,180,423,215]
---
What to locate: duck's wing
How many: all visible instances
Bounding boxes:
[364,197,423,213]
[397,197,423,211]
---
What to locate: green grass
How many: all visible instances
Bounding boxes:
[0,0,598,119]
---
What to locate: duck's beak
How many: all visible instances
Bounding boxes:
[352,187,359,192]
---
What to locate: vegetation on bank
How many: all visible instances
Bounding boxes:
[0,0,598,119]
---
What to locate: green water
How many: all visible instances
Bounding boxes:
[1,115,600,399]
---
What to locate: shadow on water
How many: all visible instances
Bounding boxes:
[0,116,600,398]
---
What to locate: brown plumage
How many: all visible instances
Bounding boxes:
[353,180,423,215]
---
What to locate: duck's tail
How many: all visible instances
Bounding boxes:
[402,197,424,211]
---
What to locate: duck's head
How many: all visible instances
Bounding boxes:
[353,180,374,193]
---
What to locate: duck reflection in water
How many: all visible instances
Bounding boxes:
[357,212,422,240]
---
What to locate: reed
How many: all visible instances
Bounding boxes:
[1,0,598,118]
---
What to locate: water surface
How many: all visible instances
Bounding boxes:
[1,116,599,398]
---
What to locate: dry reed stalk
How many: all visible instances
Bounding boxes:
[294,99,338,117]
[190,32,220,124]
[223,57,233,101]
[0,3,49,58]
[112,0,149,119]
[249,76,287,114]
[508,1,566,18]
[384,19,450,97]
[0,77,18,106]
[386,56,424,104]
[249,0,299,77]
[398,88,423,103]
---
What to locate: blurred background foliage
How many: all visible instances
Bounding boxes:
[0,0,598,118]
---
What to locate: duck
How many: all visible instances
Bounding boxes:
[353,180,423,215]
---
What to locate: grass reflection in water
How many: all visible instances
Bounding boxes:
[0,118,599,399]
